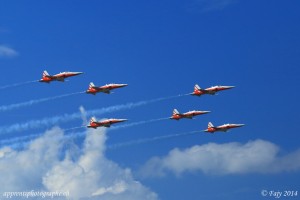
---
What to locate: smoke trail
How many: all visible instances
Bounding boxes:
[108,131,203,150]
[1,107,87,149]
[111,118,169,130]
[87,94,182,116]
[79,106,87,125]
[1,128,203,151]
[63,126,85,132]
[0,91,85,112]
[0,80,39,90]
[0,95,183,135]
[0,133,41,147]
[0,126,86,149]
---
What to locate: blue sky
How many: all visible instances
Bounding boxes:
[0,0,300,199]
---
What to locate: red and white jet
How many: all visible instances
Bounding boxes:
[204,122,245,133]
[39,70,83,83]
[87,117,127,128]
[170,109,210,120]
[86,82,128,95]
[190,84,235,96]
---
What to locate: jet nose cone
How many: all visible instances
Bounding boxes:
[71,72,83,75]
[203,111,211,114]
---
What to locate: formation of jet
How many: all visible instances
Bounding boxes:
[204,122,245,133]
[39,70,83,83]
[87,117,127,129]
[190,84,235,96]
[86,82,128,95]
[170,109,210,120]
[37,70,244,134]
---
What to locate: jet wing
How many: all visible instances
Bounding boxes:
[56,77,65,82]
[94,121,104,125]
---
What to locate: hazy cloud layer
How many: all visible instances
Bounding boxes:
[139,139,300,177]
[0,127,158,200]
[0,45,18,58]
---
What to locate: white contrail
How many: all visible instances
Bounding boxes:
[87,94,182,116]
[110,118,169,130]
[0,118,168,147]
[0,126,86,149]
[0,106,87,149]
[108,130,203,150]
[0,91,85,112]
[1,128,203,151]
[0,133,41,147]
[0,80,39,90]
[63,126,86,132]
[0,95,184,135]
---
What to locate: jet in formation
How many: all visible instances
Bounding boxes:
[87,117,127,128]
[86,82,128,95]
[204,122,245,133]
[170,109,210,120]
[39,70,83,83]
[190,84,235,96]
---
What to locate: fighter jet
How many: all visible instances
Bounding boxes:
[39,70,83,83]
[204,122,245,133]
[170,109,210,120]
[87,117,127,128]
[190,84,235,96]
[86,82,128,95]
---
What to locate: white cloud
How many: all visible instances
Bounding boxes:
[0,127,158,200]
[0,45,18,58]
[139,140,300,177]
[0,127,63,191]
[92,181,127,196]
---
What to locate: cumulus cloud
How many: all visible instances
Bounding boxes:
[0,127,63,192]
[139,140,300,177]
[0,45,18,58]
[0,127,158,200]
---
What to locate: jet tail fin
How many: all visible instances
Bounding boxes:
[194,84,201,92]
[90,117,96,123]
[173,109,179,115]
[208,122,214,128]
[89,82,95,88]
[43,70,50,77]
